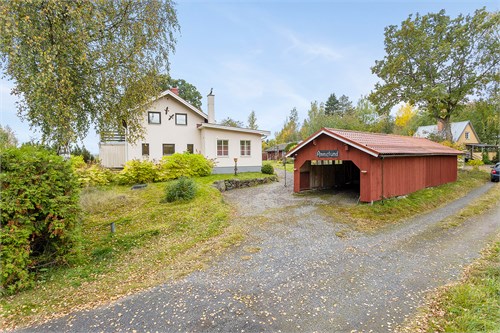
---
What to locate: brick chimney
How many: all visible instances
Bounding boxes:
[170,87,179,95]
[207,88,215,123]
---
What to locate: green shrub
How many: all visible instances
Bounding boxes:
[70,156,114,187]
[261,163,274,174]
[467,159,484,170]
[482,151,491,164]
[118,159,158,184]
[75,164,115,187]
[0,146,81,294]
[157,152,213,181]
[163,177,197,203]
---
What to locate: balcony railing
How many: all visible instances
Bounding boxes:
[100,131,126,142]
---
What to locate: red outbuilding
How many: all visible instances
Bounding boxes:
[286,128,462,203]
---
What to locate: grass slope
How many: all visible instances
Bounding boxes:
[0,173,271,329]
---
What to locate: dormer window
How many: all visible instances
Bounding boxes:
[175,113,187,125]
[148,112,161,124]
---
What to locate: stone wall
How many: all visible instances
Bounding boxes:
[212,175,278,192]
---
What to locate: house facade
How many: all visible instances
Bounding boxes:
[414,120,480,145]
[99,89,270,173]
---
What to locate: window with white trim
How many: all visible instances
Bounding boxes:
[240,140,251,156]
[217,140,228,156]
[175,113,187,125]
[465,132,470,140]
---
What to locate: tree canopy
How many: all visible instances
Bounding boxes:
[370,8,499,140]
[0,125,18,151]
[325,93,355,116]
[247,111,258,130]
[0,0,179,146]
[157,75,202,109]
[275,108,301,143]
[219,117,244,128]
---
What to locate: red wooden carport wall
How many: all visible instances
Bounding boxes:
[290,132,458,203]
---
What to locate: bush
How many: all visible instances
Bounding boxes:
[467,159,484,170]
[482,151,491,164]
[261,163,274,174]
[157,152,213,181]
[70,156,114,187]
[118,159,158,184]
[0,146,81,294]
[163,177,197,203]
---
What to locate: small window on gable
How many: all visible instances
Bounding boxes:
[465,132,470,140]
[187,144,194,154]
[142,143,149,156]
[163,144,175,155]
[240,140,251,156]
[217,140,228,156]
[175,113,187,125]
[148,111,161,124]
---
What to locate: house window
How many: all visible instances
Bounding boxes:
[142,143,149,156]
[175,113,187,125]
[240,140,251,156]
[217,140,228,156]
[465,132,470,140]
[148,112,161,124]
[163,144,175,155]
[187,144,194,154]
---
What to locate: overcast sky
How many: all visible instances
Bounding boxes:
[0,0,497,154]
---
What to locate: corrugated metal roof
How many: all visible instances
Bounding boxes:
[287,128,462,157]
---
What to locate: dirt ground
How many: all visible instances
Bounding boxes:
[17,170,500,333]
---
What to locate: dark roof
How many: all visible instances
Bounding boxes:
[287,128,462,158]
[264,143,288,152]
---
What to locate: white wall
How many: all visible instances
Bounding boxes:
[99,143,126,168]
[127,96,206,162]
[200,127,263,172]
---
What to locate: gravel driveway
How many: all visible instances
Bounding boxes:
[18,170,500,332]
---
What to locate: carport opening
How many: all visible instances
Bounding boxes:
[299,160,360,197]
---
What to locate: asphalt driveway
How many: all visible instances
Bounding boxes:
[17,170,500,332]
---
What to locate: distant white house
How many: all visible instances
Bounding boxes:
[99,89,270,173]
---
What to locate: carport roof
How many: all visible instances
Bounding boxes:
[287,128,463,158]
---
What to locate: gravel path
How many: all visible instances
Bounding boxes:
[18,170,500,333]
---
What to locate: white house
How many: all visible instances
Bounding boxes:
[99,89,270,173]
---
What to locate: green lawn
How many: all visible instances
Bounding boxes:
[399,232,500,333]
[320,170,491,232]
[0,172,272,330]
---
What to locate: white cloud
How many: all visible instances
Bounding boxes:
[280,28,342,63]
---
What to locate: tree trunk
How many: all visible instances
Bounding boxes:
[437,117,452,141]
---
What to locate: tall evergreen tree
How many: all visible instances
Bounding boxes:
[247,111,258,130]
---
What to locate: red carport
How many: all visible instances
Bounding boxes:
[286,128,462,203]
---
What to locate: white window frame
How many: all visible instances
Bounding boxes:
[217,139,228,157]
[240,140,251,156]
